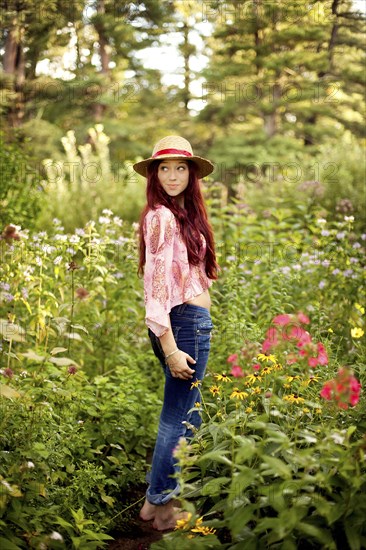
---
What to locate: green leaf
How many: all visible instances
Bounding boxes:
[197,450,233,466]
[50,347,68,355]
[21,350,46,362]
[201,477,231,496]
[297,521,334,545]
[49,357,78,366]
[345,523,361,550]
[260,455,292,479]
[0,536,23,550]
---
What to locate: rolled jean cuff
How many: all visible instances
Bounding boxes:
[146,483,180,505]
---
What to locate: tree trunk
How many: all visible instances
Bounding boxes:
[92,0,110,121]
[3,17,26,127]
[182,22,190,112]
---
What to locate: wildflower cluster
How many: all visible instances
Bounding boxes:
[262,312,328,369]
[320,367,362,409]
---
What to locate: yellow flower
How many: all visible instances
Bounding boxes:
[284,383,291,389]
[286,375,300,382]
[355,303,365,314]
[249,400,256,406]
[252,387,261,395]
[191,517,216,536]
[245,407,253,413]
[190,379,201,389]
[315,408,322,414]
[328,328,334,333]
[283,394,305,404]
[214,373,230,382]
[261,366,273,375]
[209,385,220,396]
[230,389,248,400]
[194,402,201,408]
[273,363,283,371]
[301,375,319,387]
[245,374,262,386]
[257,353,277,363]
[175,512,192,530]
[351,327,364,339]
[302,408,310,413]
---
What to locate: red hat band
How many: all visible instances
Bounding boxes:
[153,148,193,158]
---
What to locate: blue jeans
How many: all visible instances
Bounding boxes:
[146,303,213,505]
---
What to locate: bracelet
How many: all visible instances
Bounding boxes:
[165,348,179,360]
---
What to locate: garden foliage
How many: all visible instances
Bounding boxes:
[0,181,365,549]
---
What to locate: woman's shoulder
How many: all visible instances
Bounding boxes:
[145,205,175,222]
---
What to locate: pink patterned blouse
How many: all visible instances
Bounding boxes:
[143,205,213,337]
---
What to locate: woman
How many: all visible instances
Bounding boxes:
[134,135,219,531]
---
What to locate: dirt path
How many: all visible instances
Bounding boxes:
[109,518,164,550]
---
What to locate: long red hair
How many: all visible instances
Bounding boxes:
[138,160,219,280]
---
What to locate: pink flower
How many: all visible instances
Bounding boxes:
[273,314,292,326]
[307,342,328,368]
[252,364,261,371]
[308,357,318,368]
[320,368,361,409]
[297,312,310,324]
[227,353,238,364]
[231,365,244,378]
[316,343,328,365]
[262,327,278,351]
[294,328,312,347]
[68,365,77,375]
[320,381,333,400]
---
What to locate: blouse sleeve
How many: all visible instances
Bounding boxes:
[143,207,176,337]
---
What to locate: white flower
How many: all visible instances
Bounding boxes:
[1,480,12,491]
[102,208,113,216]
[26,461,35,468]
[35,256,43,266]
[50,531,64,541]
[99,216,110,224]
[54,256,63,265]
[113,216,123,226]
[344,216,354,222]
[53,234,67,242]
[316,218,327,225]
[69,235,80,244]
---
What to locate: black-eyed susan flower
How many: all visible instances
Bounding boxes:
[286,375,300,382]
[190,379,201,389]
[230,388,248,400]
[191,517,216,536]
[261,366,273,375]
[175,512,192,530]
[245,373,262,386]
[209,385,220,396]
[257,353,277,363]
[245,406,253,413]
[214,373,231,382]
[283,394,305,404]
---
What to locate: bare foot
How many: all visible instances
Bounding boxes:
[152,500,190,531]
[139,499,156,521]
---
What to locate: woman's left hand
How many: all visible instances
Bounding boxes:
[166,350,196,380]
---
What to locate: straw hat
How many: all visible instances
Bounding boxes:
[133,135,214,178]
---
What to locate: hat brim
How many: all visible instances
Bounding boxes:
[133,155,214,179]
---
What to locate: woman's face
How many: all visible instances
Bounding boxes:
[157,160,189,203]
